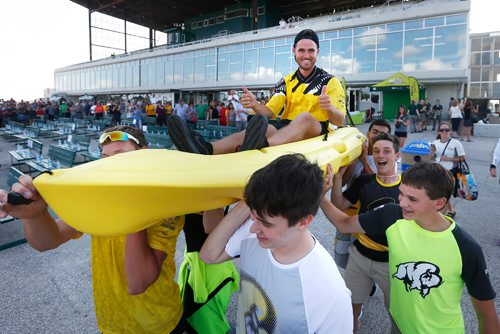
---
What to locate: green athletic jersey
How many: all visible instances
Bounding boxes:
[360,204,496,334]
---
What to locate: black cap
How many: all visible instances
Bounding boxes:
[293,29,319,48]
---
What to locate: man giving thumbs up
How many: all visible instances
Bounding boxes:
[168,29,346,155]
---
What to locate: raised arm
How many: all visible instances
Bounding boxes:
[124,230,166,295]
[321,165,366,234]
[241,86,274,118]
[330,166,354,211]
[200,200,251,264]
[0,175,79,251]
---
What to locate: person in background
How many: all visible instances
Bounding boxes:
[461,99,478,142]
[429,122,465,218]
[173,99,189,121]
[408,100,420,133]
[186,101,198,125]
[156,101,166,126]
[196,100,207,121]
[218,102,228,126]
[394,105,409,148]
[449,99,463,139]
[490,138,500,178]
[145,100,156,118]
[431,99,443,131]
[0,126,185,334]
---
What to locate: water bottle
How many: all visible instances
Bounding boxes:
[58,139,62,146]
[36,154,42,163]
[55,161,61,169]
[16,144,22,153]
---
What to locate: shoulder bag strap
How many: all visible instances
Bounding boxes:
[438,139,452,163]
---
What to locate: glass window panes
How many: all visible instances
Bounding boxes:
[405,20,423,30]
[470,68,481,82]
[275,38,286,46]
[482,67,491,81]
[318,40,331,72]
[494,51,500,65]
[244,42,253,50]
[482,52,491,65]
[353,34,376,73]
[274,45,291,78]
[470,53,481,66]
[339,29,352,38]
[325,31,337,40]
[493,83,500,97]
[156,62,165,85]
[493,66,500,82]
[387,22,403,32]
[480,82,491,97]
[173,58,183,84]
[434,25,467,69]
[217,52,230,81]
[446,14,467,25]
[205,54,216,82]
[259,47,274,79]
[244,49,258,80]
[254,41,263,48]
[469,83,480,97]
[194,57,205,82]
[404,28,433,71]
[482,37,493,51]
[376,32,403,72]
[495,37,500,50]
[331,38,352,74]
[286,36,295,44]
[471,38,481,52]
[354,27,369,36]
[165,59,173,85]
[230,51,243,81]
[147,62,156,86]
[132,64,139,87]
[183,57,194,83]
[425,17,444,27]
[263,40,274,47]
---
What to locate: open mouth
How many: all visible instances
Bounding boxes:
[376,159,388,167]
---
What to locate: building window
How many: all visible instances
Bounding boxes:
[225,9,248,20]
[216,16,224,24]
[257,6,265,15]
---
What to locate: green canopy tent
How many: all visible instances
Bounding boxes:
[370,72,425,120]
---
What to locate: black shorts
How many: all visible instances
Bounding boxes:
[277,119,330,135]
[394,131,408,138]
[463,119,473,127]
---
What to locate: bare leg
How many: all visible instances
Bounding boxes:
[212,125,277,154]
[399,136,406,148]
[267,112,322,146]
[353,303,362,334]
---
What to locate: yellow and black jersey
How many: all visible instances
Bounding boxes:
[266,67,346,122]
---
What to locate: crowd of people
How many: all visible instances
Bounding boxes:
[0,29,498,333]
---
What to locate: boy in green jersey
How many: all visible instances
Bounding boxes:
[321,161,499,333]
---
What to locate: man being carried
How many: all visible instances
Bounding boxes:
[200,154,353,333]
[168,29,346,154]
[321,161,499,333]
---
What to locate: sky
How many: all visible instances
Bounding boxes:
[0,0,498,101]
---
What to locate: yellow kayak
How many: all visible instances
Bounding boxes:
[34,127,364,236]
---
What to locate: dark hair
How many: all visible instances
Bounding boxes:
[368,118,392,133]
[293,29,319,48]
[372,132,400,153]
[402,161,454,200]
[398,105,407,115]
[436,122,451,140]
[244,154,323,226]
[102,125,148,147]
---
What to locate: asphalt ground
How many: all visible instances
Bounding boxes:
[0,122,498,333]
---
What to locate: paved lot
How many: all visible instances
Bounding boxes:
[0,123,498,333]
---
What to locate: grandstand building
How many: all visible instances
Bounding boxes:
[55,0,472,117]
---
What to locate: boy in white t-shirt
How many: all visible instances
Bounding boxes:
[200,154,353,333]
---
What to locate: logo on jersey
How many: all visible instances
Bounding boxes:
[239,271,277,333]
[393,261,443,298]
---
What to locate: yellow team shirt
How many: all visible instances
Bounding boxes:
[266,67,346,122]
[91,216,184,334]
[146,104,156,116]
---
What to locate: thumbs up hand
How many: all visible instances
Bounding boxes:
[318,85,331,112]
[241,86,258,109]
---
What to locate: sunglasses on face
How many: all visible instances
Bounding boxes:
[439,129,450,132]
[99,131,140,145]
